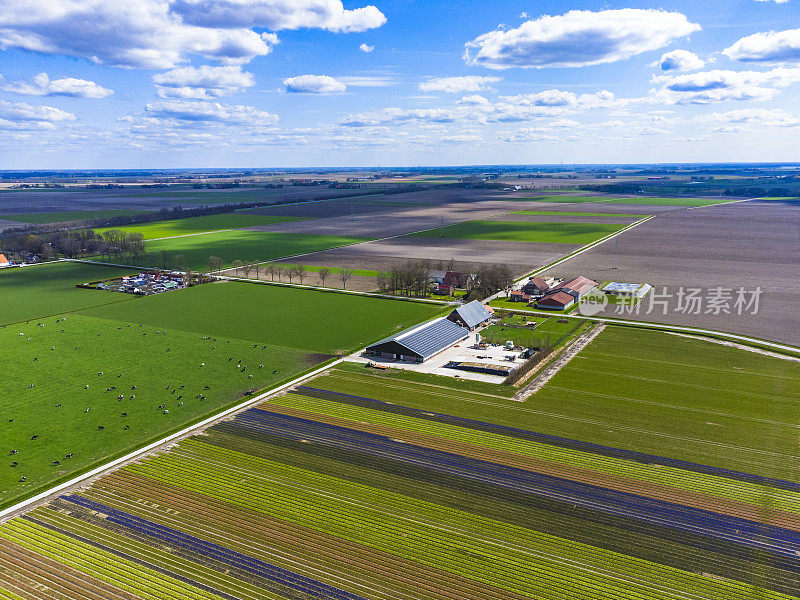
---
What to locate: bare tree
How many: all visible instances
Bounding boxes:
[376,271,389,293]
[265,264,277,281]
[318,267,330,287]
[275,267,285,282]
[231,259,244,276]
[295,264,307,285]
[175,254,186,272]
[339,268,353,289]
[242,262,252,278]
[160,250,172,269]
[285,266,295,284]
[253,263,261,280]
[208,255,224,274]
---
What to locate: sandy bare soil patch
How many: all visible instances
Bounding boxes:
[544,200,800,346]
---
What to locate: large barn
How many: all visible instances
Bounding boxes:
[365,318,469,363]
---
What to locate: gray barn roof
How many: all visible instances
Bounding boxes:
[367,318,469,360]
[449,300,491,329]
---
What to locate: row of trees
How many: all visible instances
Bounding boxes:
[214,258,356,289]
[0,229,145,263]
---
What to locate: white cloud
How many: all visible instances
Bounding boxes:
[753,0,790,4]
[419,76,501,93]
[651,67,800,103]
[359,43,374,53]
[153,65,254,99]
[171,0,386,33]
[0,0,384,69]
[699,108,800,127]
[0,100,76,130]
[338,76,395,87]
[724,28,800,63]
[144,100,278,125]
[1,72,113,98]
[652,50,704,72]
[463,9,700,69]
[283,74,346,93]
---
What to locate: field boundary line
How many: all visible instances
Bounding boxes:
[0,358,344,523]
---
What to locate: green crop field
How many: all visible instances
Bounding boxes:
[315,327,800,481]
[78,280,445,354]
[0,209,146,224]
[603,197,737,206]
[511,210,650,218]
[94,213,306,240]
[411,220,625,244]
[521,195,624,203]
[0,261,136,326]
[0,313,318,510]
[480,314,587,348]
[138,230,369,271]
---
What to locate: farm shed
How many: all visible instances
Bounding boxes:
[601,281,653,298]
[365,318,469,362]
[447,300,492,330]
[552,276,598,298]
[537,290,578,310]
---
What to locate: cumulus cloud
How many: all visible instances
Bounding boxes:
[283,74,346,93]
[1,72,113,98]
[153,65,254,99]
[651,67,800,103]
[359,43,374,53]
[0,0,383,69]
[463,9,700,69]
[418,76,501,93]
[724,28,800,63]
[0,99,76,129]
[171,0,386,33]
[652,50,705,72]
[144,100,278,125]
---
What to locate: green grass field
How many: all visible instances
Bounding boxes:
[480,314,586,348]
[0,261,136,326]
[411,220,625,244]
[0,209,146,224]
[0,313,317,510]
[511,210,650,218]
[78,280,445,354]
[314,326,800,481]
[137,230,368,272]
[521,195,622,203]
[94,213,306,240]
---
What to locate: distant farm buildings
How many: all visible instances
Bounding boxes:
[365,318,470,363]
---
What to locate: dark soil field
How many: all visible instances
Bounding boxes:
[545,199,800,346]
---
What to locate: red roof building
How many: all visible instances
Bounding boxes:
[537,290,577,310]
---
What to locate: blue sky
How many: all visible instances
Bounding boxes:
[0,0,799,168]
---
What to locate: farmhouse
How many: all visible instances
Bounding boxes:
[509,290,532,303]
[365,318,469,363]
[447,300,492,330]
[521,276,549,297]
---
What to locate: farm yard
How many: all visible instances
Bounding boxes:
[1,335,799,599]
[479,314,589,349]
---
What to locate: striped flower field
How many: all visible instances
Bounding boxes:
[1,363,798,599]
